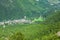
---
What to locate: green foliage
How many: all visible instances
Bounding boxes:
[42,33,60,40]
[45,11,60,24]
[0,0,45,21]
[9,32,24,40]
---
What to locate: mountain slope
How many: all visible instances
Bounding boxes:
[0,0,60,21]
[45,11,60,24]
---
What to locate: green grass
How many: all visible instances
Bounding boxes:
[0,24,43,40]
[0,22,60,40]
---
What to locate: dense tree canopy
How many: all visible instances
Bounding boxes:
[0,0,60,21]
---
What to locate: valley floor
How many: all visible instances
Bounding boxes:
[0,23,60,40]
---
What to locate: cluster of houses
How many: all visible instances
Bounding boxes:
[0,16,45,28]
[0,19,33,26]
[0,19,33,28]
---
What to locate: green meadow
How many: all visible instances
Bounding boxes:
[0,20,60,40]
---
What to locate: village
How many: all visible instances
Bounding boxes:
[0,16,45,29]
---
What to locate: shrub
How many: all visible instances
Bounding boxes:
[41,33,60,40]
[9,32,24,40]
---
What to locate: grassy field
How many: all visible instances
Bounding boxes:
[0,24,43,40]
[0,22,60,40]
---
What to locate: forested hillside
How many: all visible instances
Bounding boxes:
[0,0,60,21]
[41,11,60,40]
[0,0,43,21]
[45,11,60,24]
